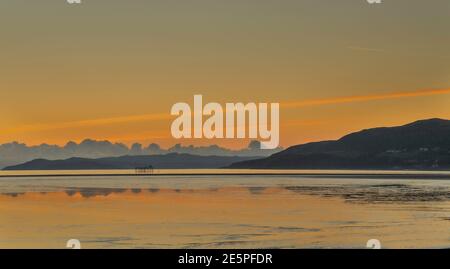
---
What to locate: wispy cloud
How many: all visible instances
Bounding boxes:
[3,88,450,136]
[2,113,171,134]
[282,88,450,109]
[347,46,385,53]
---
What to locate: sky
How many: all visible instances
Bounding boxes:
[0,0,449,149]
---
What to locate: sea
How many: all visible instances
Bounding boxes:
[0,169,449,249]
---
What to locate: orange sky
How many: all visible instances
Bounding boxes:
[0,1,449,148]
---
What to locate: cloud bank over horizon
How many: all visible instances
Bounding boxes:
[0,139,282,169]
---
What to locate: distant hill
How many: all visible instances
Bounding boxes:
[228,119,450,170]
[3,153,259,170]
[0,140,281,169]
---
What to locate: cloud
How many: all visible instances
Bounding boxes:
[282,88,450,109]
[3,87,449,139]
[2,113,171,134]
[347,46,385,53]
[0,139,282,168]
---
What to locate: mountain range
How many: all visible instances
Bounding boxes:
[3,153,258,170]
[0,140,281,169]
[228,119,450,170]
[3,119,450,171]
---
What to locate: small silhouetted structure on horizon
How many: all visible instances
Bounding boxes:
[135,165,154,175]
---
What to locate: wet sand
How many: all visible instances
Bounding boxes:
[0,171,449,249]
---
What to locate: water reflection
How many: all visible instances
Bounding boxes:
[2,184,450,203]
[247,187,266,195]
[3,192,25,198]
[65,188,128,198]
[1,178,449,249]
[284,184,450,203]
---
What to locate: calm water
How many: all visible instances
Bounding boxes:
[0,170,449,249]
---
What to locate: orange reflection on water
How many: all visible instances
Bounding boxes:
[0,187,449,249]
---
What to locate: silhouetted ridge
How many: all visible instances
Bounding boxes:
[3,154,258,170]
[229,119,450,170]
[0,140,282,169]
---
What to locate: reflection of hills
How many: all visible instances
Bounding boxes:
[229,119,450,170]
[3,184,449,203]
[66,188,128,198]
[3,153,258,170]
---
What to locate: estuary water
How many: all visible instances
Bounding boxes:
[0,169,449,249]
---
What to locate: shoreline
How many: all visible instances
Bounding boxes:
[1,172,450,180]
